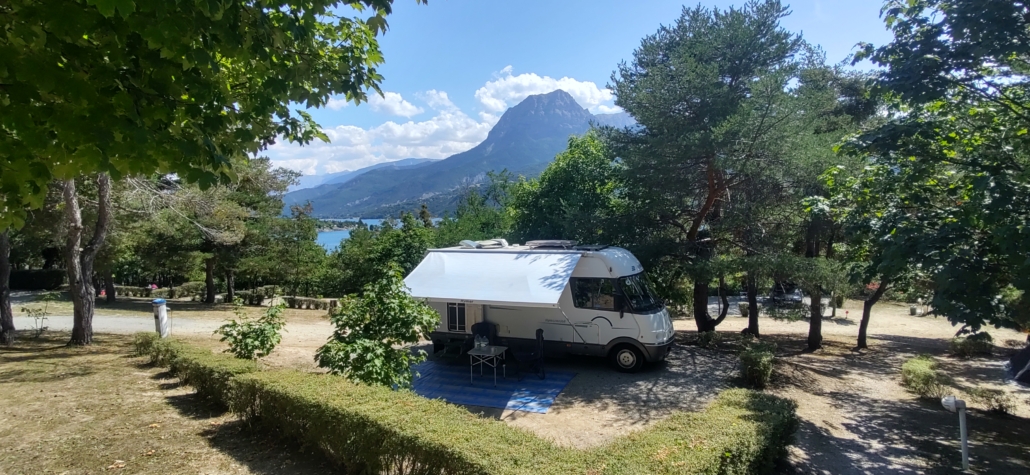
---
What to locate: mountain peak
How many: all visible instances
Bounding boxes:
[487,89,594,143]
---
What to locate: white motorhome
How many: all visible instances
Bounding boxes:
[404,239,674,372]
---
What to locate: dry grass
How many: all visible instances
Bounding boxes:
[0,332,332,475]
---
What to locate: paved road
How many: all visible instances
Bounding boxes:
[13,314,222,336]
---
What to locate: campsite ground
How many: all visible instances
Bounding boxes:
[2,294,1028,474]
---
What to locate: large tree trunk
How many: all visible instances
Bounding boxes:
[744,271,760,337]
[225,270,235,303]
[204,257,216,304]
[0,230,14,346]
[857,279,890,349]
[104,269,116,303]
[692,279,715,332]
[807,288,823,351]
[65,175,112,346]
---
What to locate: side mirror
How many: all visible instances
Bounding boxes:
[615,295,626,318]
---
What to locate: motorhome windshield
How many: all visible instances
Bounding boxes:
[618,273,663,313]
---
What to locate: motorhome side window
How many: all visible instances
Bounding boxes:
[570,278,617,311]
[447,303,466,332]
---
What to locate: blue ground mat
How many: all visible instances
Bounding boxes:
[411,360,576,414]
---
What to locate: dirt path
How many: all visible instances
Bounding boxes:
[693,299,1030,475]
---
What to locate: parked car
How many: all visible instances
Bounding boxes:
[770,282,803,308]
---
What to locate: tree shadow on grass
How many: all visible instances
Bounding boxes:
[157,377,334,474]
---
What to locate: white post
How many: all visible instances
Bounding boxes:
[942,395,970,472]
[152,298,170,338]
[958,407,969,471]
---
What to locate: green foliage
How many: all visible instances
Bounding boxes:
[838,0,1030,334]
[965,387,1014,414]
[739,302,750,317]
[319,213,433,297]
[900,355,952,400]
[949,333,994,359]
[695,331,723,349]
[507,133,625,244]
[0,0,406,229]
[284,296,333,311]
[136,335,258,405]
[9,270,65,290]
[216,299,287,360]
[740,342,777,389]
[316,266,438,388]
[434,174,513,248]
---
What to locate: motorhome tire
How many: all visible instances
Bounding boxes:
[610,345,644,373]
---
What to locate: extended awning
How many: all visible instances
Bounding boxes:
[404,250,582,308]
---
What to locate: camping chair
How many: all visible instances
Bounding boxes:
[511,329,545,380]
[470,321,498,346]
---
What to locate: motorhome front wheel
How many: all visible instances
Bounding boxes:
[610,345,644,373]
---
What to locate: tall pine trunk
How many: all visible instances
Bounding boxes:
[744,271,760,337]
[857,279,890,349]
[64,175,112,346]
[225,270,235,303]
[204,257,216,304]
[0,230,14,345]
[807,288,823,351]
[104,269,116,303]
[692,279,715,332]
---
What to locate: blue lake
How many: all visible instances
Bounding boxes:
[315,219,392,250]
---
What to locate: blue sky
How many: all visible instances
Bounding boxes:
[268,0,894,176]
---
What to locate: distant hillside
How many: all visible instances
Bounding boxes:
[287,158,436,192]
[284,90,610,217]
[592,111,636,128]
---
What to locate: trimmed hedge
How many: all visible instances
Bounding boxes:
[284,296,334,310]
[900,355,952,400]
[138,339,799,474]
[133,333,257,405]
[10,269,65,290]
[949,333,993,358]
[740,342,776,389]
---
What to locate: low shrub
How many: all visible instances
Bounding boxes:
[9,269,65,290]
[216,300,287,359]
[740,341,777,389]
[901,355,952,400]
[949,333,993,358]
[284,296,331,310]
[117,285,152,298]
[696,331,723,348]
[139,338,800,475]
[590,388,798,475]
[235,291,266,306]
[966,387,1014,414]
[739,302,750,316]
[135,334,257,405]
[177,281,208,300]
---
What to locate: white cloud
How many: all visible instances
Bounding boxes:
[593,104,623,114]
[474,65,617,114]
[267,95,492,174]
[270,68,615,176]
[368,91,424,117]
[326,96,349,110]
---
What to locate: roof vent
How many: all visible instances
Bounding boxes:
[478,239,509,249]
[526,240,578,249]
[458,240,482,249]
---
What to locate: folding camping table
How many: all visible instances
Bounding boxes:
[468,345,507,387]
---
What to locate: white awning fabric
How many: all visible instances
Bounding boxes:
[404,250,582,308]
